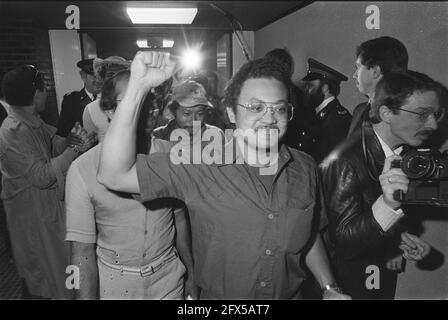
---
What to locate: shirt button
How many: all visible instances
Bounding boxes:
[144,230,148,235]
[260,281,266,288]
[265,249,272,256]
[268,213,274,220]
[143,253,146,258]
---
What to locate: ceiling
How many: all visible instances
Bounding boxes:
[0,1,311,59]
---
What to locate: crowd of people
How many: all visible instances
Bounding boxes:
[0,35,447,300]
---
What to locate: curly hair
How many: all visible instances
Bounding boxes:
[222,57,291,112]
[264,47,294,76]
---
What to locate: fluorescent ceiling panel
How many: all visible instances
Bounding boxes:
[163,39,174,48]
[127,7,198,24]
[136,40,148,48]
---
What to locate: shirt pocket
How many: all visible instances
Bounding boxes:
[284,200,316,254]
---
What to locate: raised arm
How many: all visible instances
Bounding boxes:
[97,51,176,193]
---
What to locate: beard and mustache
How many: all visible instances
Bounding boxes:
[304,84,325,111]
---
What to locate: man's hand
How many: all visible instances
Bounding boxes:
[78,132,97,153]
[184,277,200,300]
[130,51,177,91]
[399,232,431,261]
[386,255,405,272]
[66,122,97,154]
[322,289,352,300]
[379,155,409,210]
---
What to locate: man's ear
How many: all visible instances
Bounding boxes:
[321,82,329,95]
[379,105,393,123]
[226,106,236,124]
[372,65,382,80]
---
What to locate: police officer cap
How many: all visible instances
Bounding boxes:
[76,58,94,75]
[302,58,348,84]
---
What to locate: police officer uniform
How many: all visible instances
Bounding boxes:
[297,58,352,163]
[56,59,97,137]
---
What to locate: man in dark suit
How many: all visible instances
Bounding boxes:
[297,58,351,163]
[348,36,409,137]
[56,59,102,137]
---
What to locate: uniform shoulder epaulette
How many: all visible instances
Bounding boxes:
[64,90,81,99]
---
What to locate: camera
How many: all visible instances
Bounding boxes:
[391,149,448,206]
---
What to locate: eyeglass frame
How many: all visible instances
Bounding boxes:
[236,100,294,121]
[397,107,445,123]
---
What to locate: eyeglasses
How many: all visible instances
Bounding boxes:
[22,65,40,89]
[237,101,293,120]
[397,107,445,123]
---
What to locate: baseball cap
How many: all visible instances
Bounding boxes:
[172,80,212,107]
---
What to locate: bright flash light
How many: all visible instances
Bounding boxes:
[181,48,202,70]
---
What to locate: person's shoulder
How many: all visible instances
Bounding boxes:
[328,99,350,117]
[71,144,100,171]
[287,146,317,169]
[64,89,83,98]
[204,123,224,134]
[320,132,363,168]
[62,89,84,102]
[150,137,174,154]
[352,101,369,114]
[0,114,27,134]
[86,99,100,111]
[152,123,169,139]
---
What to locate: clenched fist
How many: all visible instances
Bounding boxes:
[130,51,177,91]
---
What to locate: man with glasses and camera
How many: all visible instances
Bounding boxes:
[320,70,445,299]
[97,51,350,299]
[0,65,95,299]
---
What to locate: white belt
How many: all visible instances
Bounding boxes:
[98,249,179,277]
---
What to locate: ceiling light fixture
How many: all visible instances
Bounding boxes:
[163,40,174,48]
[127,7,198,24]
[136,40,148,48]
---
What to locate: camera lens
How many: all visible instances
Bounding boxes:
[402,153,435,179]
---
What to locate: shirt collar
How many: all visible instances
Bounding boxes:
[84,88,96,101]
[373,127,403,157]
[315,96,335,114]
[9,106,42,128]
[217,137,292,171]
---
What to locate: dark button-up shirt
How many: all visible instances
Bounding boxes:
[135,142,326,299]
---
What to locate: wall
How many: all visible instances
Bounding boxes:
[81,33,98,60]
[255,1,448,113]
[255,1,448,299]
[232,31,255,74]
[0,18,59,126]
[48,30,84,113]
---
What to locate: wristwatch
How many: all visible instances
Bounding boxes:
[321,283,343,295]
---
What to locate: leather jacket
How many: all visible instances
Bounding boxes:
[319,121,404,298]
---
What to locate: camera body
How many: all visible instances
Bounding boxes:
[391,149,448,206]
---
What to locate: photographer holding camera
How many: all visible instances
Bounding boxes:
[320,70,445,299]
